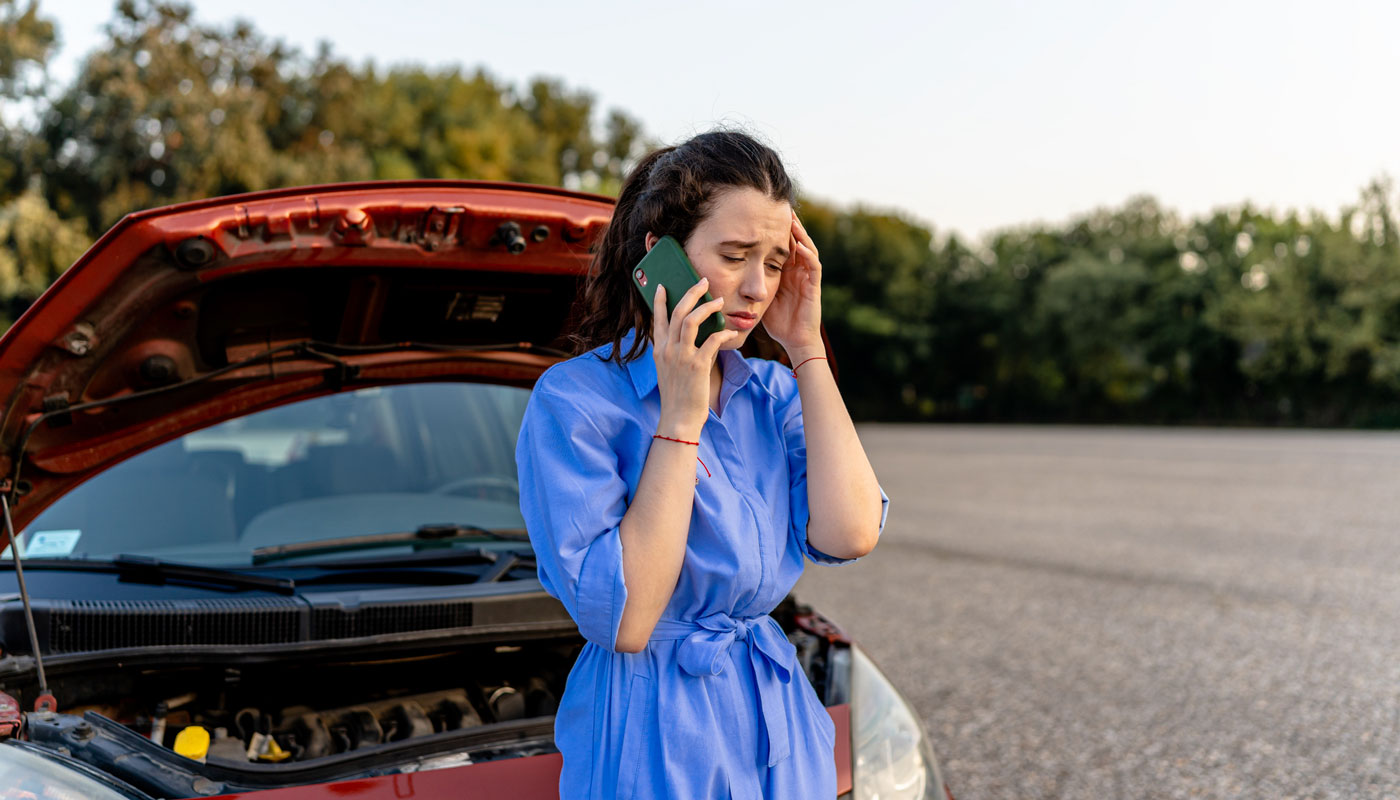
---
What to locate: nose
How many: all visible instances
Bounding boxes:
[739,261,772,303]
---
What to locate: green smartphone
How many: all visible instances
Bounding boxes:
[631,235,727,347]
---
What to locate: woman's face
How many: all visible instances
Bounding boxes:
[648,186,792,350]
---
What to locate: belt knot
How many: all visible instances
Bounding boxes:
[649,612,798,767]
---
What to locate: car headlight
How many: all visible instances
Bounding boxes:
[0,740,145,800]
[850,645,943,800]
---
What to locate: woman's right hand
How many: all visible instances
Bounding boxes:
[651,279,740,439]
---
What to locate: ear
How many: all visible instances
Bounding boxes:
[644,232,658,253]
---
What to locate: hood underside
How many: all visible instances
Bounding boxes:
[0,181,615,528]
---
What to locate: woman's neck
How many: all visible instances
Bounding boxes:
[709,355,723,414]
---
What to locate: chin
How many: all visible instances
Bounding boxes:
[718,331,751,350]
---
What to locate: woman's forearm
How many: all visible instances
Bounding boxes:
[790,347,883,560]
[613,275,739,653]
[614,434,700,652]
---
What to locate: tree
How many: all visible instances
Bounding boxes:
[800,202,943,418]
[36,1,645,235]
[0,187,91,323]
[37,1,375,231]
[0,0,57,198]
[10,0,1400,428]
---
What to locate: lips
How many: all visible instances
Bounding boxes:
[725,312,757,331]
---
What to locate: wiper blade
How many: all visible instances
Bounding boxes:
[250,524,528,566]
[294,549,536,585]
[113,555,296,595]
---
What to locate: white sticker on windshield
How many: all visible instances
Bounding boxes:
[23,530,81,557]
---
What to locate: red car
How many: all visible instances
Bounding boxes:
[0,182,946,799]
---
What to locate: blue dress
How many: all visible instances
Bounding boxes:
[516,332,888,799]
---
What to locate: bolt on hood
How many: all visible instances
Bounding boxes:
[0,181,614,529]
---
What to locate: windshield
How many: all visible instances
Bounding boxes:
[17,382,531,566]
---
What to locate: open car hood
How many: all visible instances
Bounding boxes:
[0,181,615,529]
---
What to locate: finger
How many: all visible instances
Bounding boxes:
[679,296,725,345]
[652,284,668,344]
[669,277,711,339]
[698,329,741,361]
[791,214,818,253]
[794,240,822,271]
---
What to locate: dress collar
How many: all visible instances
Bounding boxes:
[614,329,769,401]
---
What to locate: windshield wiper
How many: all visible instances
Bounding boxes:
[293,549,536,586]
[250,524,528,566]
[112,555,297,595]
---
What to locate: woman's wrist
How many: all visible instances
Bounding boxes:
[783,342,826,365]
[654,418,705,442]
[790,355,830,380]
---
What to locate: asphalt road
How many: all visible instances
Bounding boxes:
[795,425,1400,800]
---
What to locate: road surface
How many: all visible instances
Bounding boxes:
[796,425,1400,799]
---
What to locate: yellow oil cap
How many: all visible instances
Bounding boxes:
[173,725,210,762]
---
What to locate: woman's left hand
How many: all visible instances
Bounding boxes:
[763,211,824,356]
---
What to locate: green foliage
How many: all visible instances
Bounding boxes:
[798,202,941,418]
[4,1,1400,427]
[0,0,57,198]
[34,1,643,233]
[0,187,91,323]
[802,183,1400,425]
[38,2,365,229]
[0,0,54,104]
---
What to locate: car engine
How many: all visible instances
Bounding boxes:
[24,639,575,766]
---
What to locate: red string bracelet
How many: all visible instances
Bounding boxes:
[653,434,710,482]
[653,434,699,446]
[791,356,828,377]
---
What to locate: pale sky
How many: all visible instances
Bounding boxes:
[40,0,1400,240]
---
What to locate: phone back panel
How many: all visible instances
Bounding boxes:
[630,236,727,346]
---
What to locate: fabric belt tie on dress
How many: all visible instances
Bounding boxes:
[648,612,798,768]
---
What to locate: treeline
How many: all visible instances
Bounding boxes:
[0,0,641,314]
[806,186,1400,425]
[3,1,1400,426]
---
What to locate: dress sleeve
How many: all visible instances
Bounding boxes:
[779,370,889,566]
[516,383,630,650]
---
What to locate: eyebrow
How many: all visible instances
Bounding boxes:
[719,239,790,258]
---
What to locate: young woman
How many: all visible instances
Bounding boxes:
[516,130,886,799]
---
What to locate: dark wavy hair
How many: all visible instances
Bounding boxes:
[570,130,796,363]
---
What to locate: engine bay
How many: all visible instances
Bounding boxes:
[29,639,577,767]
[0,599,846,798]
